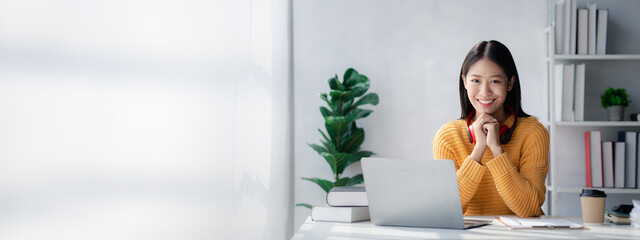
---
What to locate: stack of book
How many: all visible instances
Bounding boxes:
[584,131,639,188]
[554,0,608,55]
[311,186,370,223]
[605,204,633,225]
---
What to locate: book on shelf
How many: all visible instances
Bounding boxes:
[587,4,597,54]
[554,64,564,121]
[326,186,368,207]
[568,0,577,54]
[596,9,608,54]
[311,205,370,223]
[618,131,638,188]
[562,64,575,121]
[584,130,603,188]
[574,63,585,121]
[602,141,614,188]
[577,8,588,55]
[614,142,626,188]
[554,0,609,55]
[562,0,572,54]
[554,1,563,54]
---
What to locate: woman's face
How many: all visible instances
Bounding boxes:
[462,58,514,118]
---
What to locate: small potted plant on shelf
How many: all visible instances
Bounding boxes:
[600,87,631,121]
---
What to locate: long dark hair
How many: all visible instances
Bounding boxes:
[458,40,530,119]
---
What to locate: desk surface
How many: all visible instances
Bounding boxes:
[292,216,640,239]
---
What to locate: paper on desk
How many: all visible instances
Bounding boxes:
[499,217,583,229]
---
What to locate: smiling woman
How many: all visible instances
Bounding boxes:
[433,40,549,217]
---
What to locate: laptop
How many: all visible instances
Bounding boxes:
[361,158,492,229]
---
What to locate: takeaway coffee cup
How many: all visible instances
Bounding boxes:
[580,189,607,224]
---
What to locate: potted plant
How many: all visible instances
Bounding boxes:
[297,68,379,209]
[600,87,631,121]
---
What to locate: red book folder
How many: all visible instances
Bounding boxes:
[584,131,592,188]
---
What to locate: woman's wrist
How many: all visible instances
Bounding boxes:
[470,143,486,163]
[488,144,504,157]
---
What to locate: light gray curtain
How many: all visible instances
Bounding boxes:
[0,0,293,239]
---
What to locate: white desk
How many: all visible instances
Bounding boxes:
[292,216,640,239]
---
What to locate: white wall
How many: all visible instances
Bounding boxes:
[294,0,547,228]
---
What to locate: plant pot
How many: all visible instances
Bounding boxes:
[607,105,625,121]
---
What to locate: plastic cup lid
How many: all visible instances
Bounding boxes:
[580,189,606,197]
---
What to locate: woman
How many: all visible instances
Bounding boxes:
[433,40,549,217]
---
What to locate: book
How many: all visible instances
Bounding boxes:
[577,9,588,55]
[618,131,638,188]
[584,131,593,188]
[574,63,585,121]
[497,217,585,229]
[554,64,564,121]
[602,141,614,188]
[562,64,575,121]
[587,4,597,54]
[585,130,603,188]
[555,1,563,54]
[326,186,368,207]
[311,206,370,223]
[605,210,631,224]
[596,9,608,54]
[614,142,626,188]
[568,0,576,54]
[562,0,572,54]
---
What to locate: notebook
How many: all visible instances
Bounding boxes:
[361,158,491,229]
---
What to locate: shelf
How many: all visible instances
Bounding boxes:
[555,187,640,194]
[553,54,640,60]
[555,121,640,127]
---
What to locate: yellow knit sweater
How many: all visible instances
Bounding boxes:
[433,115,549,217]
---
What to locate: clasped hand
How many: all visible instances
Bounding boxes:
[471,113,504,159]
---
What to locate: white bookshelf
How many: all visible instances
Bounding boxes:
[553,54,640,60]
[544,2,640,214]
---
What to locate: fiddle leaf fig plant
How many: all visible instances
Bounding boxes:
[297,68,379,209]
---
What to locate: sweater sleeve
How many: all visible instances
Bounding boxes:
[485,123,549,217]
[433,124,485,211]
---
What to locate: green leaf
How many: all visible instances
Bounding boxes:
[341,99,353,114]
[329,90,354,115]
[343,68,358,86]
[296,203,313,209]
[319,93,330,106]
[308,143,327,155]
[354,93,379,107]
[341,128,364,153]
[325,115,356,150]
[318,129,336,153]
[344,69,366,87]
[320,106,333,118]
[348,108,373,121]
[321,153,352,175]
[302,177,335,193]
[328,75,343,90]
[335,174,364,187]
[346,174,364,186]
[348,151,374,167]
[351,81,370,97]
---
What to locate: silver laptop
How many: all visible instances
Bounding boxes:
[361,158,491,229]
